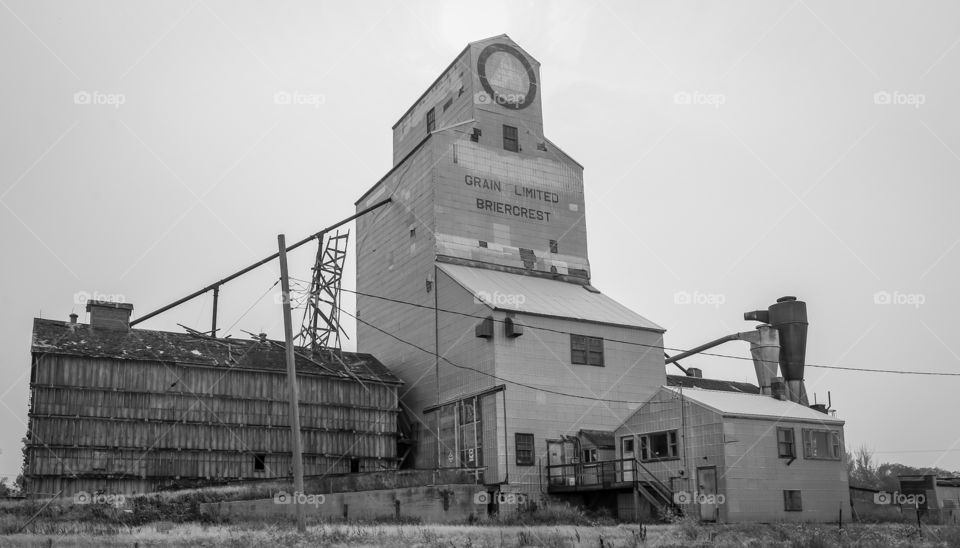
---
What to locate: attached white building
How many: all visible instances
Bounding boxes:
[614,386,850,522]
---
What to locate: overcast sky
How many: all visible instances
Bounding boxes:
[2,0,959,483]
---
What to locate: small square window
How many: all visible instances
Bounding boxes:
[254,454,266,471]
[571,334,604,366]
[549,240,558,253]
[479,240,488,248]
[503,125,519,152]
[784,490,802,511]
[516,433,535,466]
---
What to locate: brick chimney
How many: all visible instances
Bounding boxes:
[86,300,133,330]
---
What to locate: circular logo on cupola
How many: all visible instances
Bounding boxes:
[476,43,537,110]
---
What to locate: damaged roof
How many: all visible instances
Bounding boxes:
[31,318,402,385]
[438,263,664,331]
[666,375,759,394]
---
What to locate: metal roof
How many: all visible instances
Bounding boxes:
[666,375,759,394]
[438,263,664,331]
[665,386,844,425]
[32,318,402,384]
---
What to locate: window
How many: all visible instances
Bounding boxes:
[571,335,604,366]
[549,240,558,253]
[503,125,519,152]
[442,97,452,112]
[516,433,535,466]
[621,437,634,454]
[459,397,482,467]
[253,454,266,471]
[802,429,842,460]
[426,108,435,133]
[784,490,802,511]
[582,448,599,463]
[777,428,796,458]
[639,431,679,461]
[350,458,360,473]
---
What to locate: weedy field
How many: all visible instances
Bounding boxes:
[0,494,957,547]
[0,521,959,548]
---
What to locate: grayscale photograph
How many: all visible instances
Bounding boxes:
[0,1,958,546]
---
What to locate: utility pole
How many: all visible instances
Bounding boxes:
[278,234,306,533]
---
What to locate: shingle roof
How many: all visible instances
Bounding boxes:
[665,386,843,425]
[31,318,401,384]
[666,375,759,394]
[438,263,664,331]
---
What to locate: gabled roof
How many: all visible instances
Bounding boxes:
[579,429,615,449]
[31,319,402,385]
[664,386,843,425]
[666,375,759,394]
[438,263,664,331]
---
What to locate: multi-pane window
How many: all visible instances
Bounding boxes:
[777,428,796,458]
[784,490,803,511]
[571,335,604,366]
[503,125,519,152]
[426,108,436,133]
[582,449,599,463]
[516,433,535,466]
[802,429,842,460]
[639,431,679,461]
[458,397,482,467]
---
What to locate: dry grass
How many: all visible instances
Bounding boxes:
[0,522,957,547]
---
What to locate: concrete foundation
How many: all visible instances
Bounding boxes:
[203,483,488,524]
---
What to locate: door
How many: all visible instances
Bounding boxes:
[620,436,635,482]
[546,439,576,486]
[697,466,719,522]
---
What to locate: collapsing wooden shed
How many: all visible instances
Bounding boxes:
[25,301,402,497]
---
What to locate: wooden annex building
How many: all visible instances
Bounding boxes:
[25,300,402,497]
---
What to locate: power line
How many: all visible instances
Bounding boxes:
[334,286,960,378]
[341,306,699,405]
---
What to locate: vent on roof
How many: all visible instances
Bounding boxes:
[475,316,494,339]
[504,316,524,337]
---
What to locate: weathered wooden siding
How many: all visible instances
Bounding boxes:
[27,354,399,496]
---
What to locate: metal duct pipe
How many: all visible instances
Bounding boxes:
[739,325,781,395]
[745,296,809,405]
